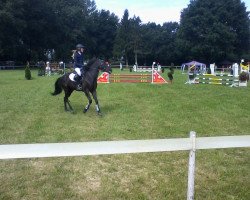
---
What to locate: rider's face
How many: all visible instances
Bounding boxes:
[80,48,84,52]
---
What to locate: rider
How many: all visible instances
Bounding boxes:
[73,44,85,90]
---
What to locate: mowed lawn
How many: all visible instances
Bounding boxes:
[0,69,249,200]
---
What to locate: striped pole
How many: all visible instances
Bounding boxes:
[196,74,234,77]
[187,72,239,86]
[197,81,234,85]
[109,74,151,83]
[98,69,167,84]
[195,78,236,81]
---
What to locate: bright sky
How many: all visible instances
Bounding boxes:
[95,0,250,25]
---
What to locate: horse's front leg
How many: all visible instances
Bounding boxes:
[91,90,101,115]
[83,90,92,113]
[66,99,74,112]
[64,96,68,111]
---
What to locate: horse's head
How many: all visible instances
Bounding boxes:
[86,58,112,74]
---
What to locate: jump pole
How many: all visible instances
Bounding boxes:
[151,62,155,83]
[97,64,167,84]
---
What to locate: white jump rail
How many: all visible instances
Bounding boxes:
[0,132,250,200]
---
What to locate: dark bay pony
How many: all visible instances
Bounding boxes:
[52,58,111,115]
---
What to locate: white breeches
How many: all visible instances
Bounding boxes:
[75,68,82,76]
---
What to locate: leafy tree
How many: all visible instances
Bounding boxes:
[138,22,179,65]
[0,0,100,62]
[129,16,142,65]
[113,9,130,66]
[157,22,179,64]
[177,0,250,63]
[1,0,249,66]
[87,9,119,59]
[113,10,143,66]
[0,0,26,61]
[139,23,158,65]
[22,0,54,61]
[42,0,96,60]
[25,61,31,80]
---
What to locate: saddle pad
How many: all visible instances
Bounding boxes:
[69,73,76,82]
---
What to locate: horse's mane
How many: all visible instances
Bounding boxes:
[84,57,101,84]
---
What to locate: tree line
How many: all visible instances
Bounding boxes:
[0,0,249,65]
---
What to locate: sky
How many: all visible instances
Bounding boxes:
[95,0,250,25]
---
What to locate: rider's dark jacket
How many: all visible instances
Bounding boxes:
[73,51,84,70]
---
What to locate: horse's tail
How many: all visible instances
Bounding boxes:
[51,77,63,96]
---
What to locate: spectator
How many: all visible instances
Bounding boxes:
[168,67,174,84]
[45,62,51,76]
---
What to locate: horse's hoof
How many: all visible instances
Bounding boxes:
[83,109,88,113]
[97,112,102,116]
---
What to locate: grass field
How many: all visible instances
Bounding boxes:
[0,69,249,199]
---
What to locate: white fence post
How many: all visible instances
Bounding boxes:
[187,131,196,200]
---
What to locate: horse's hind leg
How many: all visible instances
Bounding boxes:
[64,90,73,112]
[83,90,92,113]
[91,90,101,115]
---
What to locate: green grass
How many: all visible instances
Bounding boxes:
[0,69,249,199]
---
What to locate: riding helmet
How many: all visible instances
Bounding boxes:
[76,44,85,48]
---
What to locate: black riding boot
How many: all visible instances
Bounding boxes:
[74,74,82,91]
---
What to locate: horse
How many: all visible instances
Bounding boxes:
[52,58,111,115]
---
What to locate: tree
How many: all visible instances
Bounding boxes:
[0,0,101,62]
[113,9,130,66]
[128,16,142,65]
[25,62,31,80]
[42,0,96,60]
[177,0,250,63]
[87,9,119,59]
[138,22,179,65]
[0,0,26,61]
[139,23,158,65]
[153,22,179,65]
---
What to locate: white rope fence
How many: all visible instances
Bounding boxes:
[0,132,249,200]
